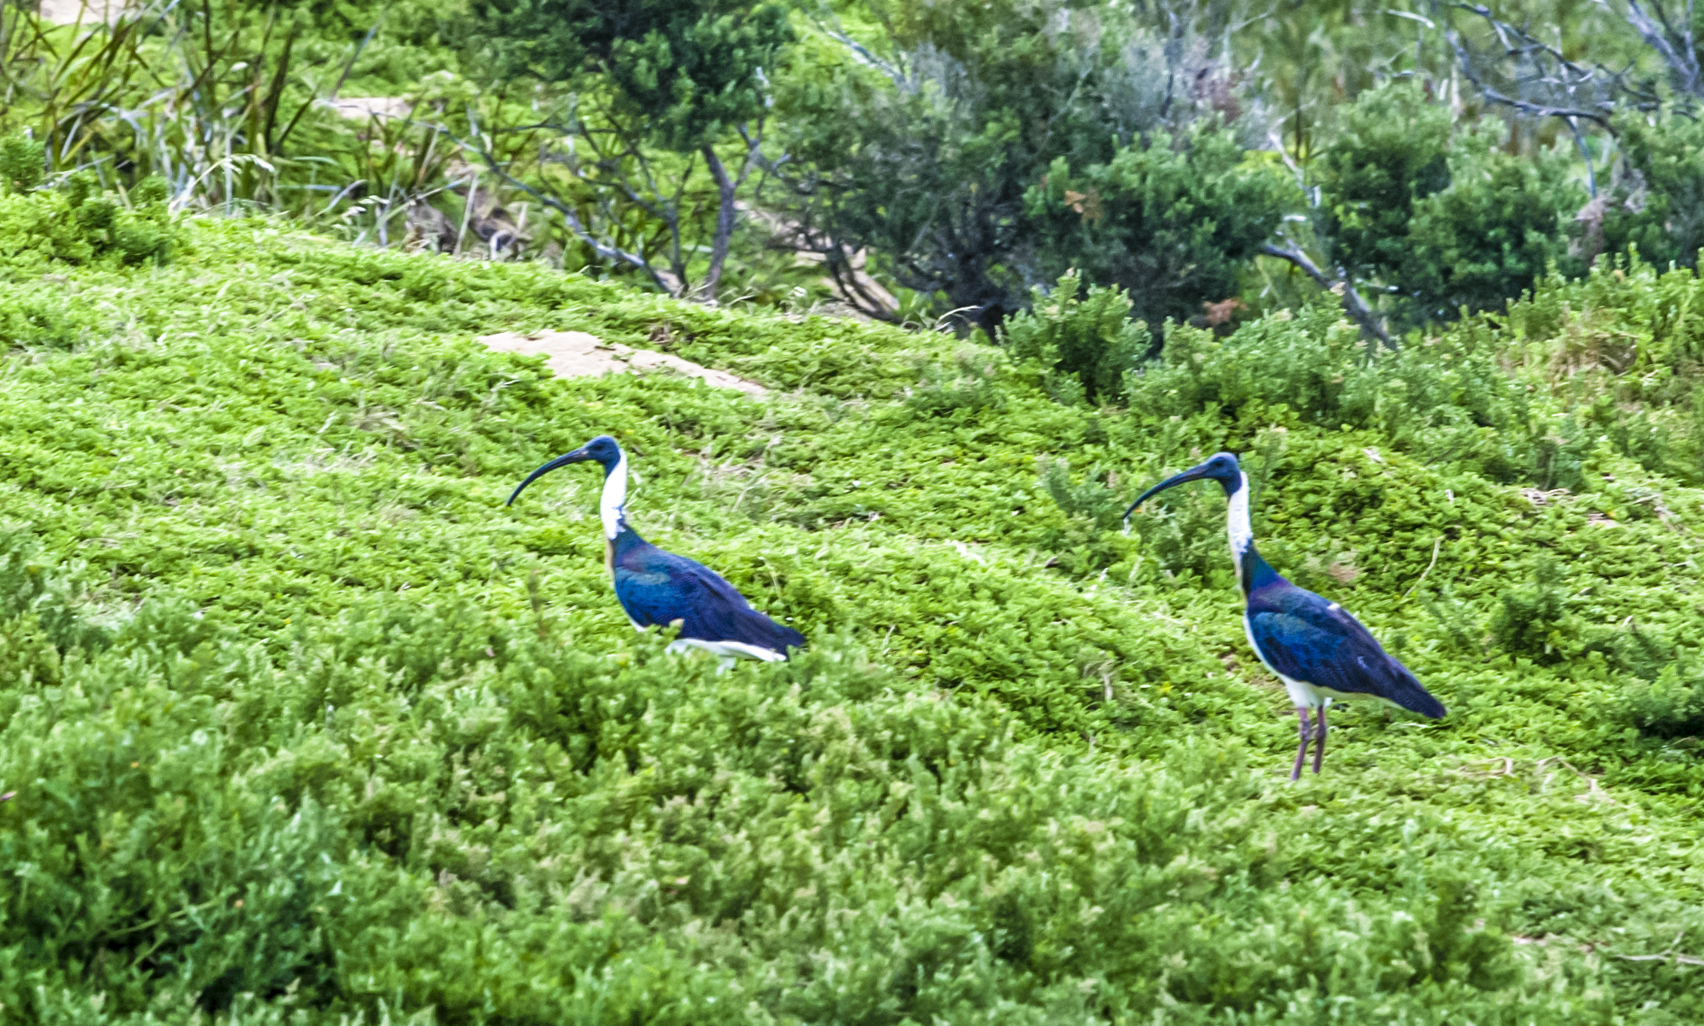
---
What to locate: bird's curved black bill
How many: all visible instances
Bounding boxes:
[1122,463,1214,527]
[506,447,590,506]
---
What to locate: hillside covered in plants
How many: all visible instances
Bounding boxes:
[2,184,1704,1022]
[13,0,1704,338]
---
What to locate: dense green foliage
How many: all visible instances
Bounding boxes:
[1594,112,1704,271]
[0,137,179,271]
[9,1,1704,1020]
[1027,127,1292,338]
[1315,85,1454,294]
[1000,271,1153,403]
[464,0,789,151]
[1315,85,1583,327]
[771,0,1270,330]
[3,210,1704,1022]
[15,0,1704,329]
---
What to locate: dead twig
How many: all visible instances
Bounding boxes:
[1402,537,1444,600]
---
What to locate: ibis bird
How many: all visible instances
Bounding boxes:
[507,435,805,666]
[1125,452,1444,779]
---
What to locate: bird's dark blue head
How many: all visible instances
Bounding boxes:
[506,434,625,506]
[1123,452,1243,522]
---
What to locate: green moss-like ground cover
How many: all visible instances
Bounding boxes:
[1,217,1702,1023]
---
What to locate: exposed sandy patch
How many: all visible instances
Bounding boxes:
[478,330,768,396]
[321,97,415,121]
[39,0,126,24]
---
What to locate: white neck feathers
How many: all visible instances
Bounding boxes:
[600,453,628,540]
[1226,472,1252,561]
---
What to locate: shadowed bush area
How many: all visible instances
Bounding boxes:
[2,219,1704,1022]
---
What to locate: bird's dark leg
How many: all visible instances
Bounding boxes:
[1312,704,1327,775]
[1291,706,1311,781]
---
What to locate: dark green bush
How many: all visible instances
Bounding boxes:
[1594,113,1704,271]
[774,0,1264,332]
[1401,130,1581,321]
[1027,124,1293,338]
[1317,82,1454,282]
[1317,83,1580,326]
[463,0,791,150]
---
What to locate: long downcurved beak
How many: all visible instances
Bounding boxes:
[1122,462,1215,530]
[507,447,590,506]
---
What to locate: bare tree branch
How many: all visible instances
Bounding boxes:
[1446,2,1661,122]
[1261,243,1394,349]
[701,146,738,298]
[451,126,673,292]
[1610,0,1704,96]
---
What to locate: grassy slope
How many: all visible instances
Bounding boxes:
[0,219,1702,1024]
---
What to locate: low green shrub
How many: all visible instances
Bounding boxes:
[1126,296,1536,475]
[1615,657,1704,740]
[1489,557,1573,662]
[1001,271,1150,403]
[0,547,1632,1024]
[0,135,178,270]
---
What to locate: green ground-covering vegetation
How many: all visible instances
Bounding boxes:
[5,0,1704,1018]
[3,196,1704,1021]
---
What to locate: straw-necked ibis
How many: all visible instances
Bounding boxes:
[508,435,804,667]
[1125,452,1445,779]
